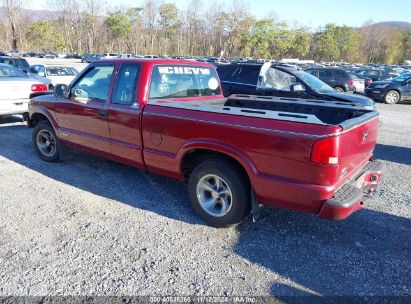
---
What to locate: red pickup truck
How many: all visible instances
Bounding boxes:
[28,59,383,227]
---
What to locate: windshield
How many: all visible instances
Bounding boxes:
[392,73,411,83]
[0,65,29,77]
[294,71,336,93]
[46,67,79,76]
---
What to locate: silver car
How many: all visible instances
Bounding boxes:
[0,63,47,118]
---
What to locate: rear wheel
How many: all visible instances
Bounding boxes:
[384,90,400,104]
[32,121,62,162]
[334,86,345,92]
[188,159,250,227]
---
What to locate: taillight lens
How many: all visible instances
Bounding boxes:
[31,84,47,92]
[311,137,339,165]
[367,79,372,84]
[348,79,354,86]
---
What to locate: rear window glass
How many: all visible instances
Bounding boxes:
[149,65,221,99]
[46,67,78,76]
[0,65,28,77]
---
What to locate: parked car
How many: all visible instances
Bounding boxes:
[217,63,374,109]
[81,53,99,63]
[102,53,117,58]
[355,69,394,82]
[43,52,57,59]
[345,72,368,92]
[28,65,79,90]
[365,73,411,104]
[0,63,47,119]
[22,52,38,58]
[304,67,362,92]
[28,59,383,227]
[0,56,30,73]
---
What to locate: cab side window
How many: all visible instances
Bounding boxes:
[70,65,114,101]
[112,63,140,105]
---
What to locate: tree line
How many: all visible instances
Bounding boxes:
[1,0,410,64]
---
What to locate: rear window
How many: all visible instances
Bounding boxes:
[0,65,28,77]
[149,65,221,99]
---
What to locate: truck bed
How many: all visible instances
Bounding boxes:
[150,94,378,129]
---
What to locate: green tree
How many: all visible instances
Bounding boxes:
[25,20,66,51]
[315,24,341,61]
[158,3,179,55]
[105,10,132,52]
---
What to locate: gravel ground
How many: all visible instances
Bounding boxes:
[0,102,410,298]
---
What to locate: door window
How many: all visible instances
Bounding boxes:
[37,66,45,76]
[112,63,140,105]
[238,66,260,85]
[319,70,333,78]
[70,65,114,101]
[258,68,298,91]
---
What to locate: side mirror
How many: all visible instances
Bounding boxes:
[290,84,305,92]
[53,84,69,98]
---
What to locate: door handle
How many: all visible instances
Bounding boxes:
[98,110,108,117]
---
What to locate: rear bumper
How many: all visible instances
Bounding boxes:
[318,160,383,220]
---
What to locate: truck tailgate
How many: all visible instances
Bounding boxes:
[337,116,379,182]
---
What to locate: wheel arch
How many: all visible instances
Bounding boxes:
[28,108,58,130]
[178,141,257,186]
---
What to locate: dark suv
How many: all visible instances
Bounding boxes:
[304,67,364,93]
[0,56,30,73]
[216,63,374,109]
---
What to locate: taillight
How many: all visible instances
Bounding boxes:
[367,79,372,84]
[311,137,339,165]
[348,79,354,86]
[31,84,47,92]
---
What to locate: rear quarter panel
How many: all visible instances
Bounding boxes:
[142,104,345,213]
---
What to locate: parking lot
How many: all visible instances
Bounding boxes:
[0,101,410,297]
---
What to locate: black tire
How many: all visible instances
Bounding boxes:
[384,90,400,104]
[32,120,62,162]
[188,159,250,227]
[334,86,345,92]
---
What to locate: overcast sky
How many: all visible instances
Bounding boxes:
[26,0,411,29]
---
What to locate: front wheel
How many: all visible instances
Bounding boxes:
[32,121,62,162]
[188,159,250,227]
[334,86,345,92]
[384,90,400,104]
